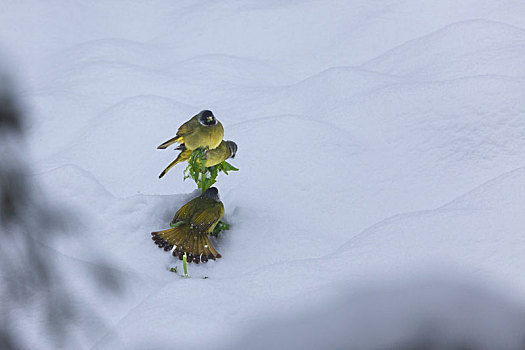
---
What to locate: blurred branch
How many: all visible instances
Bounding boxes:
[0,60,120,349]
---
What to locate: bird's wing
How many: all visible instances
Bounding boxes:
[191,201,224,233]
[157,116,198,149]
[172,196,200,224]
[176,116,198,138]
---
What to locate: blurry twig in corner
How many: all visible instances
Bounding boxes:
[0,59,121,350]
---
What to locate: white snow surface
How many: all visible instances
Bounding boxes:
[1,1,525,349]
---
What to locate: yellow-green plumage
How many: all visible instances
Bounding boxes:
[151,187,224,263]
[157,111,224,151]
[158,140,234,179]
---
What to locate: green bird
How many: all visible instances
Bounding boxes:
[157,110,224,151]
[158,140,238,179]
[151,187,224,263]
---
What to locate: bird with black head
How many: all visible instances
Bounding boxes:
[151,187,224,263]
[157,110,224,151]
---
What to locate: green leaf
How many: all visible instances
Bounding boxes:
[170,221,183,228]
[182,148,239,191]
[210,220,230,237]
[219,161,239,175]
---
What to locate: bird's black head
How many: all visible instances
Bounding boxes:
[197,110,217,126]
[201,187,220,202]
[226,140,238,159]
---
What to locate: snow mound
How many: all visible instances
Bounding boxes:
[363,20,525,80]
[44,95,195,197]
[334,167,525,292]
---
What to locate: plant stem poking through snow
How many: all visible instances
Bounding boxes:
[183,147,239,192]
[182,253,189,278]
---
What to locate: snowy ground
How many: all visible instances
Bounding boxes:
[1,1,525,349]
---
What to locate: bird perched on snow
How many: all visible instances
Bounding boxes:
[157,110,224,151]
[158,140,238,179]
[151,187,224,263]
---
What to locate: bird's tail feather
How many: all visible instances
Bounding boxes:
[158,149,191,178]
[151,224,221,263]
[157,135,183,149]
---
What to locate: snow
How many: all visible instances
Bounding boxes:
[1,1,525,349]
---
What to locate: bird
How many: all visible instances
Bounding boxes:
[157,110,224,151]
[151,187,224,263]
[158,140,238,179]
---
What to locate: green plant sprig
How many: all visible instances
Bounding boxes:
[182,253,189,278]
[211,221,230,237]
[183,147,239,192]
